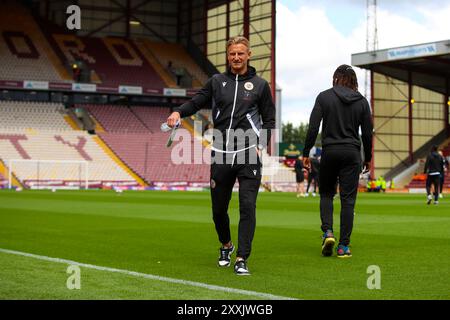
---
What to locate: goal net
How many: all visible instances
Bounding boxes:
[8,159,89,190]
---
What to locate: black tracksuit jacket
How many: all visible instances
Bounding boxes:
[303,85,373,162]
[174,66,276,153]
[424,152,443,175]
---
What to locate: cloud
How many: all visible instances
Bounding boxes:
[276,2,450,126]
[276,4,352,124]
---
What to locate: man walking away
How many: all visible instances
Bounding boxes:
[424,145,442,205]
[303,64,373,258]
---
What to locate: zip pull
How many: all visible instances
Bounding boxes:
[225,73,240,149]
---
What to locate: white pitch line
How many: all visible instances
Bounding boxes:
[0,248,297,300]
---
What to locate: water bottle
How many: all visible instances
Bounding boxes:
[160,122,172,132]
[160,120,180,132]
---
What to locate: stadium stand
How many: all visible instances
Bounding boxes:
[133,39,177,88]
[131,106,170,132]
[0,101,71,131]
[141,40,209,87]
[0,101,141,188]
[50,34,166,88]
[84,104,210,184]
[83,104,150,133]
[31,10,208,90]
[99,132,209,183]
[260,152,297,192]
[0,3,69,81]
[0,129,140,188]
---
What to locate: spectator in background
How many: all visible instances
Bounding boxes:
[72,64,81,82]
[378,176,386,193]
[372,179,380,192]
[167,60,185,86]
[294,155,306,198]
[367,179,372,192]
[424,145,441,205]
[438,150,448,198]
[306,155,320,197]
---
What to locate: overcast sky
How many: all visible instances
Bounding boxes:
[276,0,450,125]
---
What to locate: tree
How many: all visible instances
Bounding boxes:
[282,122,321,146]
[282,122,295,144]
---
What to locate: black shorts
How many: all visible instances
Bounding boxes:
[296,174,304,183]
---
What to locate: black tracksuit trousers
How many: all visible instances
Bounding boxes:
[426,175,440,201]
[307,172,318,193]
[319,146,361,246]
[210,151,262,260]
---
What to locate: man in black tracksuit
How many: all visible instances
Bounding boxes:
[166,36,275,275]
[303,64,373,258]
[424,145,443,205]
[294,156,306,197]
[438,150,448,199]
[306,155,320,196]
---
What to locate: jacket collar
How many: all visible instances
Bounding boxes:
[225,65,256,81]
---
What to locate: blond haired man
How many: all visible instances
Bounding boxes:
[167,36,275,275]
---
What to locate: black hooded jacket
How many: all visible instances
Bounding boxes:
[303,85,373,162]
[424,151,443,175]
[174,66,276,153]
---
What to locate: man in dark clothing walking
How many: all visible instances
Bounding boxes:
[306,155,320,196]
[303,64,373,258]
[424,145,443,205]
[438,150,448,199]
[294,155,306,197]
[166,36,276,275]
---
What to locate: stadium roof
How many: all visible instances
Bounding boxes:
[352,39,450,95]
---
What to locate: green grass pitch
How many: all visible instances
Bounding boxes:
[0,189,449,300]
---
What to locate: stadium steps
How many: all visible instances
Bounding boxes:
[404,138,450,190]
[92,135,147,187]
[42,40,72,81]
[0,158,24,189]
[127,106,154,133]
[63,115,81,131]
[439,137,450,157]
[142,40,208,87]
[134,39,177,88]
[384,129,448,181]
[131,106,170,133]
[84,104,149,133]
[92,117,106,133]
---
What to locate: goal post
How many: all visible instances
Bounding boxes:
[8,159,89,190]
